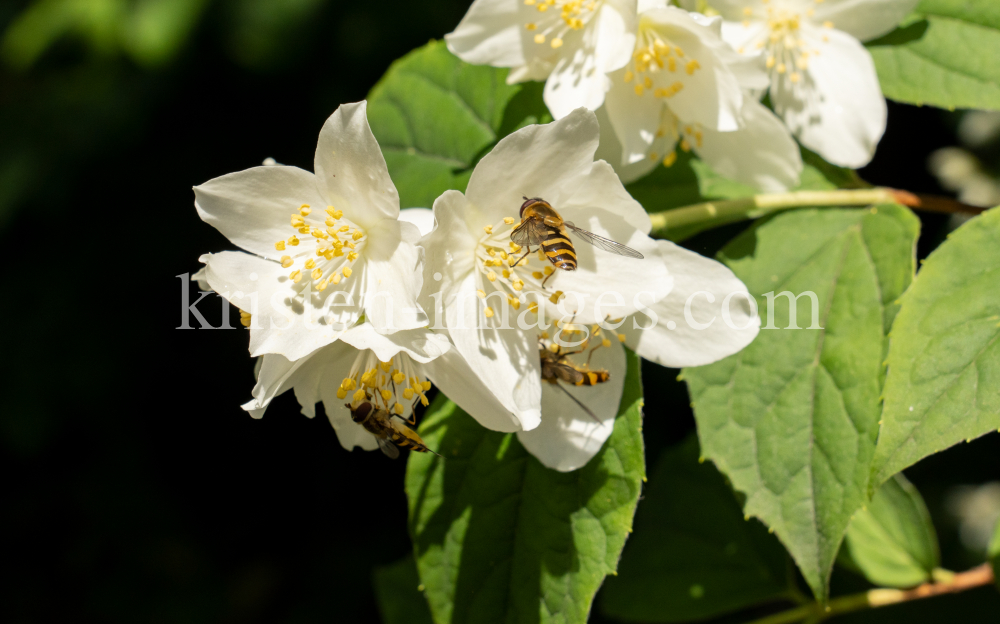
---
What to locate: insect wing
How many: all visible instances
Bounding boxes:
[377,437,400,460]
[511,217,545,247]
[564,223,644,259]
[552,361,586,385]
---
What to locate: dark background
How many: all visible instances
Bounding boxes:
[1,1,997,622]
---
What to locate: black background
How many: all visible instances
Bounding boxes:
[1,1,997,622]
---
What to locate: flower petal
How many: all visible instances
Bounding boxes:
[339,322,450,364]
[362,219,427,333]
[422,190,479,297]
[398,207,436,237]
[442,273,543,431]
[422,349,523,432]
[621,239,760,368]
[194,165,327,258]
[199,251,359,361]
[695,97,802,192]
[445,0,529,68]
[773,25,886,168]
[811,0,920,42]
[517,337,626,471]
[603,67,665,166]
[594,105,660,184]
[314,101,400,230]
[241,352,314,419]
[465,108,601,221]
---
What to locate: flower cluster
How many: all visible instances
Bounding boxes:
[448,0,918,181]
[193,100,758,471]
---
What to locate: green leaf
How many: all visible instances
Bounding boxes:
[682,204,921,600]
[872,206,1000,484]
[989,517,1000,591]
[868,1,1000,111]
[406,350,645,624]
[600,436,795,623]
[373,555,434,624]
[366,40,550,209]
[839,474,940,588]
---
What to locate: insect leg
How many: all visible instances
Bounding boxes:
[556,383,603,425]
[512,246,532,269]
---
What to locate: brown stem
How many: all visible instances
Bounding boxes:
[742,564,995,624]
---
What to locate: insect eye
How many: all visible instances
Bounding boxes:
[520,197,537,218]
[355,402,372,419]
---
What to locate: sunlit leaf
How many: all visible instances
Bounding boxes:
[405,351,645,624]
[868,1,1000,111]
[872,206,1000,484]
[366,40,549,209]
[601,436,794,623]
[682,204,921,600]
[840,474,939,588]
[373,555,434,624]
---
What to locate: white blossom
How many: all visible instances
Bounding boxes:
[194,102,425,361]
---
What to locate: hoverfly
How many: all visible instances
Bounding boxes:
[539,324,611,424]
[346,399,440,459]
[512,197,643,285]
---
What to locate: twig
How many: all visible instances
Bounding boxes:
[741,564,995,624]
[648,188,986,239]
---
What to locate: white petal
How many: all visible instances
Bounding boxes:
[517,337,626,471]
[339,322,450,364]
[542,0,637,119]
[199,251,358,361]
[362,219,427,333]
[695,98,802,192]
[191,266,211,292]
[622,240,760,368]
[710,0,769,20]
[398,207,436,237]
[442,273,542,431]
[564,158,652,234]
[445,0,529,68]
[603,68,665,165]
[241,352,312,419]
[594,105,660,184]
[719,16,768,54]
[423,190,478,293]
[314,101,400,231]
[811,0,920,42]
[641,7,745,132]
[465,108,601,222]
[422,349,523,432]
[774,25,886,168]
[194,165,326,258]
[315,357,381,452]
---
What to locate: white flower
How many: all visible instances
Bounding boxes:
[243,321,520,451]
[598,4,802,190]
[194,101,426,361]
[711,0,919,168]
[446,0,639,119]
[420,108,672,445]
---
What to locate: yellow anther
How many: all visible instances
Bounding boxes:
[380,389,392,401]
[484,306,495,318]
[541,331,550,339]
[419,395,429,407]
[346,241,356,249]
[290,270,302,283]
[348,252,358,261]
[332,272,343,285]
[504,217,515,224]
[529,303,539,314]
[602,338,611,348]
[634,84,644,96]
[525,0,535,5]
[618,333,627,342]
[823,20,833,28]
[291,214,304,227]
[668,57,677,72]
[288,236,300,246]
[674,46,684,57]
[361,368,377,386]
[487,271,497,282]
[790,72,800,83]
[483,225,493,234]
[299,205,311,215]
[343,267,352,278]
[352,230,364,241]
[543,266,554,276]
[680,138,691,152]
[333,248,345,257]
[325,207,343,219]
[338,225,350,232]
[275,241,286,251]
[311,268,323,280]
[743,6,753,15]
[341,378,357,391]
[421,381,431,392]
[550,38,563,49]
[239,311,252,327]
[538,250,547,261]
[623,70,634,82]
[766,56,776,69]
[476,289,486,299]
[353,388,367,403]
[549,290,564,304]
[536,2,548,11]
[533,271,544,279]
[281,256,293,268]
[535,33,545,44]
[393,372,406,384]
[685,60,700,75]
[316,279,328,291]
[644,76,653,89]
[513,280,524,291]
[549,342,560,353]
[403,388,415,400]
[304,258,316,269]
[510,296,521,310]
[337,387,347,399]
[502,269,511,279]
[509,242,521,252]
[393,403,404,415]
[777,63,786,74]
[325,218,336,228]
[380,361,393,372]
[526,22,537,30]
